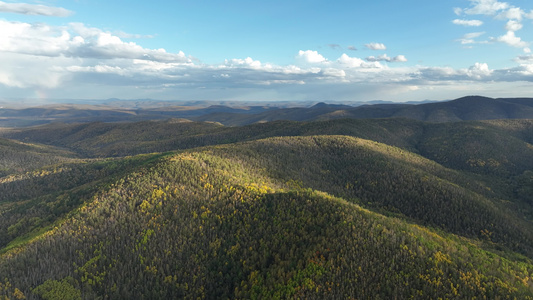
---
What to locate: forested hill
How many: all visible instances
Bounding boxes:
[3,118,533,178]
[2,117,533,298]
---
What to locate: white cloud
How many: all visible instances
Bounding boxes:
[505,20,523,31]
[0,21,190,63]
[454,7,464,15]
[496,30,528,47]
[297,50,327,63]
[455,1,533,50]
[465,32,486,39]
[366,54,407,63]
[337,53,383,68]
[0,1,72,17]
[497,7,524,20]
[453,19,483,26]
[467,62,493,79]
[2,13,533,102]
[464,0,509,15]
[347,46,357,51]
[414,62,494,82]
[457,32,486,44]
[365,43,387,50]
[224,57,263,69]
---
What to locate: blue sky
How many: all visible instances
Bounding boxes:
[1,0,533,102]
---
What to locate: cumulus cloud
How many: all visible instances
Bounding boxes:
[497,6,524,20]
[414,62,493,82]
[0,21,190,63]
[464,0,509,15]
[505,20,523,31]
[2,13,533,101]
[224,57,264,69]
[337,53,383,69]
[297,50,327,63]
[496,30,528,47]
[365,43,387,50]
[0,1,72,17]
[467,62,493,78]
[366,54,407,63]
[453,19,483,26]
[455,1,533,49]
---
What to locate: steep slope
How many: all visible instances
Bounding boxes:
[208,136,533,255]
[0,137,78,177]
[0,153,164,255]
[1,142,533,299]
[418,121,533,177]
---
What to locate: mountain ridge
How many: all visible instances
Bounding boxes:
[1,95,533,127]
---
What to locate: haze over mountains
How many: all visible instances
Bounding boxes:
[2,95,533,298]
[1,96,532,128]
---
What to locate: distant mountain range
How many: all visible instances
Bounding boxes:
[0,96,532,127]
[195,96,533,125]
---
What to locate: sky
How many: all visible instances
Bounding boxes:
[1,0,533,103]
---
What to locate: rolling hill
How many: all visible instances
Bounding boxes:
[2,110,533,298]
[2,135,533,299]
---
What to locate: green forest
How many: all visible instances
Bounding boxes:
[1,115,533,299]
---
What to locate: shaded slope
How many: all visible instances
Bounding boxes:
[1,145,533,299]
[418,121,533,177]
[5,117,533,181]
[0,137,78,177]
[0,118,425,157]
[1,120,223,157]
